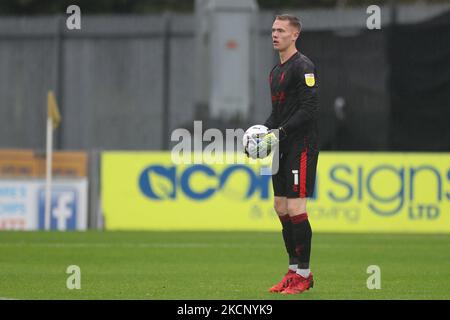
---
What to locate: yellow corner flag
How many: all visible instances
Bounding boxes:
[47,91,61,129]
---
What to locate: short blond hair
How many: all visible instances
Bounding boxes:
[275,14,302,33]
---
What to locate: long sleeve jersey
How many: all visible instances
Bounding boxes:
[264,51,319,152]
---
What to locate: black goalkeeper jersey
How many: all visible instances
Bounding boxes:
[264,51,319,152]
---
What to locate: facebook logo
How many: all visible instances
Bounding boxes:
[38,188,78,230]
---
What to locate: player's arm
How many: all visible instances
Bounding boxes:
[248,68,281,158]
[263,107,276,130]
[264,69,277,130]
[279,62,319,135]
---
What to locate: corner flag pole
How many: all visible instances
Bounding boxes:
[45,91,61,231]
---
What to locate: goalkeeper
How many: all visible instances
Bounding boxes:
[247,14,319,295]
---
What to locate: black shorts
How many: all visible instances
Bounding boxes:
[272,140,319,198]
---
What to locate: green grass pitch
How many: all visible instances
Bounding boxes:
[0,231,449,300]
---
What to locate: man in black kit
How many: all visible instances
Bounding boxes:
[247,14,319,294]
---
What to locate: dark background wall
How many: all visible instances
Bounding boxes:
[388,11,450,151]
[0,5,449,152]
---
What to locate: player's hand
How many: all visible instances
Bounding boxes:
[257,131,279,158]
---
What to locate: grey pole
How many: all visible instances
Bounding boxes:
[161,12,172,150]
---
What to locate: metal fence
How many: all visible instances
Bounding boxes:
[0,4,449,152]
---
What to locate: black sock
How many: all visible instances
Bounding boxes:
[279,215,298,266]
[291,213,312,269]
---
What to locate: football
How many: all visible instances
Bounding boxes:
[243,124,269,158]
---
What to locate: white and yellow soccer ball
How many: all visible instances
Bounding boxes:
[243,124,269,158]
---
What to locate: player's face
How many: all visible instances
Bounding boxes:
[272,19,299,52]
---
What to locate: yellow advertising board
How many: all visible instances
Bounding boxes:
[102,152,450,233]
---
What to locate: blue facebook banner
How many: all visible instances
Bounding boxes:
[38,187,78,230]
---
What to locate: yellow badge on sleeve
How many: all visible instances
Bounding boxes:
[304,73,315,87]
